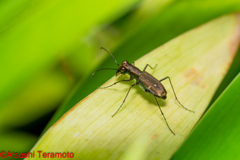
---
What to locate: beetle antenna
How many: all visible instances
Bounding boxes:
[92,68,118,78]
[101,47,120,66]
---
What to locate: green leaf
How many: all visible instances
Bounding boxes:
[44,0,240,133]
[172,72,240,160]
[0,70,72,130]
[27,13,240,160]
[0,0,139,130]
[0,131,37,152]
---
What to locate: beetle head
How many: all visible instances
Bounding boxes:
[116,61,129,76]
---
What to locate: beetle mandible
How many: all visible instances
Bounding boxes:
[92,47,194,135]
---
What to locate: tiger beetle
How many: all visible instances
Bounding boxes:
[92,47,194,135]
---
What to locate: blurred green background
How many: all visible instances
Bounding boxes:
[0,0,240,159]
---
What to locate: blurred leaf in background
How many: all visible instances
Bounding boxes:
[0,0,140,155]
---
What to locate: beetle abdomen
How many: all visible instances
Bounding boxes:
[139,71,167,98]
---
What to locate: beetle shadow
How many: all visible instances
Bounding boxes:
[97,76,127,92]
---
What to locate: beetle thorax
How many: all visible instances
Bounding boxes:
[122,61,142,77]
[121,60,130,69]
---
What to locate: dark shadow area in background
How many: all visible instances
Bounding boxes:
[15,109,56,137]
[0,110,57,160]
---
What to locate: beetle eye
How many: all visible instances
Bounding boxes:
[120,67,126,72]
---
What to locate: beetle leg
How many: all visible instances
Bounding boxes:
[143,64,153,71]
[100,78,133,89]
[159,76,194,113]
[143,64,157,71]
[153,96,175,135]
[112,82,138,117]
